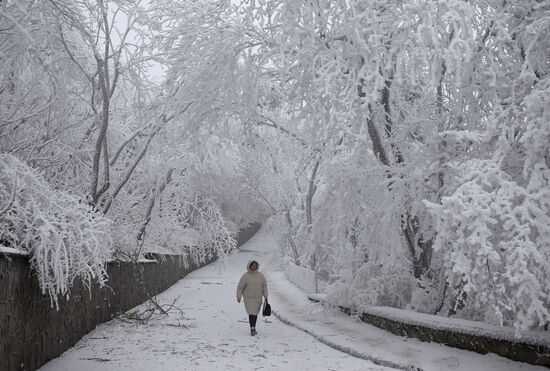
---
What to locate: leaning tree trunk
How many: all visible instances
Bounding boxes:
[306,157,320,270]
[135,168,174,257]
[360,65,432,279]
[284,210,300,266]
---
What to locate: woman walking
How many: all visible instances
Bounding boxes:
[236,260,268,336]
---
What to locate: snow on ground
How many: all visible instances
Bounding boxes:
[39,226,389,371]
[39,223,546,371]
[270,270,546,371]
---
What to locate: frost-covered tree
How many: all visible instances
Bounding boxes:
[0,155,112,307]
[0,0,260,301]
[426,0,550,330]
[3,0,548,331]
[0,0,94,186]
[238,0,550,331]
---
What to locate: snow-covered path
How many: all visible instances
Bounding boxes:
[40,226,389,371]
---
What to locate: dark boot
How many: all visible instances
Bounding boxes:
[249,314,258,336]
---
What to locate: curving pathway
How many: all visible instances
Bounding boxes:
[40,226,390,371]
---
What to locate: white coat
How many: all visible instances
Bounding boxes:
[236,260,268,315]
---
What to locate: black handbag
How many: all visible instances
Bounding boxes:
[262,299,271,317]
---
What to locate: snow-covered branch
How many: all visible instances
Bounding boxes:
[0,155,112,308]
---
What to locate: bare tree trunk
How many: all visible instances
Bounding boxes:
[366,113,390,166]
[436,36,450,196]
[135,168,174,256]
[359,74,390,166]
[380,70,404,165]
[101,124,161,214]
[90,8,112,204]
[306,157,320,270]
[360,65,433,278]
[284,210,300,266]
[96,137,110,199]
[433,273,448,315]
[306,157,320,233]
[90,93,109,203]
[109,125,150,166]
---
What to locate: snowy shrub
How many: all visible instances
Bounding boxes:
[426,160,550,331]
[323,260,413,310]
[0,155,113,308]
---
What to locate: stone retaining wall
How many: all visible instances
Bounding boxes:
[235,222,261,246]
[358,311,550,367]
[308,297,550,367]
[0,223,261,371]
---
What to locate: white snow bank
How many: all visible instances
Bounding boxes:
[363,306,550,347]
[271,306,411,370]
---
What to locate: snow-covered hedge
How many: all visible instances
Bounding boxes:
[0,155,113,307]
